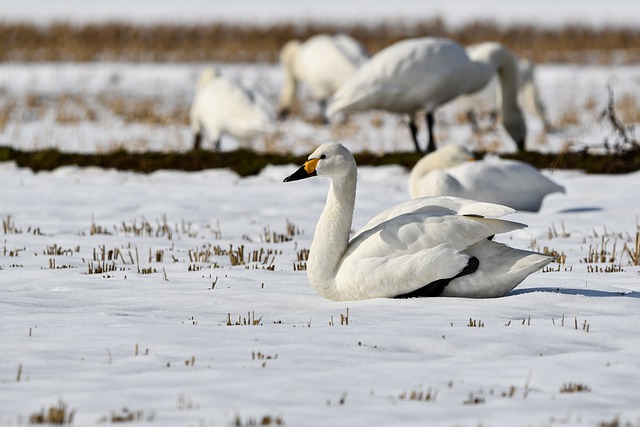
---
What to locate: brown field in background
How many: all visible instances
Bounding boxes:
[1,20,639,64]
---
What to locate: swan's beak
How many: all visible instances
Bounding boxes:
[283,158,319,182]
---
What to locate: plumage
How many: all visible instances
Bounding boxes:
[409,145,565,212]
[189,68,274,150]
[326,37,526,153]
[284,142,551,301]
[278,34,369,119]
[454,50,551,130]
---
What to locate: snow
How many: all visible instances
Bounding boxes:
[1,160,640,426]
[2,0,639,28]
[2,3,640,426]
[2,62,639,154]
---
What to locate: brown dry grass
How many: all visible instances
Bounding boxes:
[1,20,639,64]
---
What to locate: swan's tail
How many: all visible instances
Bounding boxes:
[443,239,553,298]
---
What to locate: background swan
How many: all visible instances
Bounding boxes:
[283,142,551,301]
[278,34,369,119]
[189,67,275,150]
[409,145,565,212]
[326,37,526,153]
[454,51,551,131]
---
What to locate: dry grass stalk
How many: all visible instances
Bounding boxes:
[2,21,640,64]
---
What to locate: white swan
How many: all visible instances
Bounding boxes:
[189,68,275,150]
[409,145,565,212]
[325,37,526,153]
[283,142,551,301]
[454,51,551,130]
[278,34,369,119]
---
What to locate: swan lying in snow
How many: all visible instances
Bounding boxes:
[409,145,565,212]
[189,68,275,150]
[326,37,526,153]
[278,34,369,119]
[283,142,551,301]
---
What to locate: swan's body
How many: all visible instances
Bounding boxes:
[278,34,369,119]
[454,51,550,130]
[284,142,551,301]
[409,145,565,212]
[326,37,526,153]
[190,68,274,150]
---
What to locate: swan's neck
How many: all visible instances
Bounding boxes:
[278,44,299,111]
[307,171,356,300]
[408,153,464,198]
[279,66,298,111]
[466,43,520,115]
[409,156,438,198]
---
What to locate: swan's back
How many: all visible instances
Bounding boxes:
[417,158,565,212]
[191,74,274,140]
[293,34,369,100]
[341,196,550,299]
[327,37,477,116]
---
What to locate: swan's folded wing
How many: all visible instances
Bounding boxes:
[337,213,526,299]
[355,196,516,239]
[336,242,471,299]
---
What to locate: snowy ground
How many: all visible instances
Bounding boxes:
[1,62,639,155]
[1,159,639,426]
[2,3,640,426]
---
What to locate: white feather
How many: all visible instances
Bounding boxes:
[189,68,274,150]
[279,34,369,114]
[284,142,552,301]
[409,145,565,212]
[326,37,526,152]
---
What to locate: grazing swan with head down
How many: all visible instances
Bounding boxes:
[409,145,565,212]
[278,34,369,119]
[326,37,526,153]
[189,68,274,150]
[284,142,551,301]
[454,51,551,131]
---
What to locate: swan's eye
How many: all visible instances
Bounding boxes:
[320,155,326,159]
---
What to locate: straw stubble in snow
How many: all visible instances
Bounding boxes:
[1,160,639,426]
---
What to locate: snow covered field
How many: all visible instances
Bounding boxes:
[1,159,639,426]
[2,62,639,155]
[2,2,640,426]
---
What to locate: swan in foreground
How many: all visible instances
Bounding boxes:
[326,37,526,153]
[409,145,565,212]
[283,142,551,301]
[189,68,274,150]
[278,34,369,119]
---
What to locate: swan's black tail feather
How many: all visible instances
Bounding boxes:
[394,256,479,299]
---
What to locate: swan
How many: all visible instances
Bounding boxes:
[454,52,551,131]
[278,34,369,119]
[283,142,551,301]
[409,145,565,212]
[189,68,275,150]
[325,37,526,153]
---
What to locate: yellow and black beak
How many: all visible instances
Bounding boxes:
[283,158,319,182]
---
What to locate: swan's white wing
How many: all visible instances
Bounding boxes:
[445,160,565,211]
[297,34,366,99]
[196,79,274,138]
[327,38,478,116]
[336,200,526,299]
[331,34,369,67]
[355,196,516,238]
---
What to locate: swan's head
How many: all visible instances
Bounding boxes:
[503,109,527,151]
[430,145,474,167]
[279,40,301,69]
[197,67,221,91]
[283,142,356,183]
